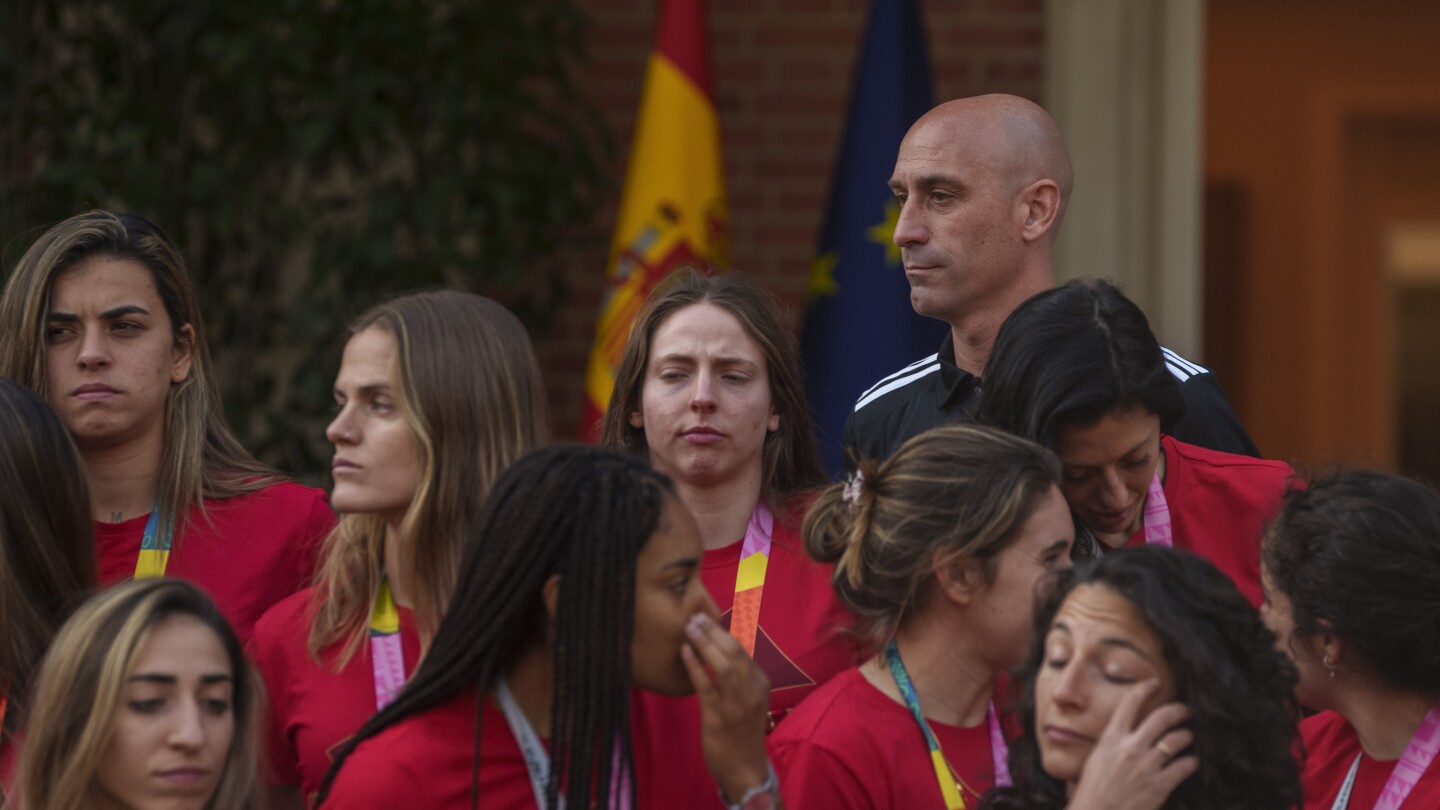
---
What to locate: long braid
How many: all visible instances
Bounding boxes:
[317,445,669,808]
[550,456,656,808]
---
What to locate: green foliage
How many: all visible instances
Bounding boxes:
[0,0,611,479]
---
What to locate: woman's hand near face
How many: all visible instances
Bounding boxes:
[680,612,785,808]
[1065,681,1197,810]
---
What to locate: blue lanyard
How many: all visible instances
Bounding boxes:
[133,509,175,579]
[885,641,1008,809]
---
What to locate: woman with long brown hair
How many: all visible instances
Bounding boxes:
[0,378,96,791]
[0,210,334,642]
[248,289,548,806]
[601,269,853,804]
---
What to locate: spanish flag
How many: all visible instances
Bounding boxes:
[580,0,728,440]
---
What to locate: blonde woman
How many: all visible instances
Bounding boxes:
[0,210,334,642]
[18,578,262,810]
[248,290,547,806]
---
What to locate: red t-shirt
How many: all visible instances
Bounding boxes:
[1116,436,1293,607]
[321,689,693,809]
[93,482,334,642]
[634,514,859,808]
[0,736,16,802]
[769,667,1012,809]
[1301,710,1440,810]
[248,587,423,804]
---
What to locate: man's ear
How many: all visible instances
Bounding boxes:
[1018,179,1062,243]
[542,574,562,621]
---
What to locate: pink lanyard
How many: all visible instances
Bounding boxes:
[1142,471,1173,546]
[729,503,774,656]
[1333,704,1440,810]
[368,578,406,710]
[989,704,1011,788]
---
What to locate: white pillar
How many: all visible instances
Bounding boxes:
[1044,0,1206,358]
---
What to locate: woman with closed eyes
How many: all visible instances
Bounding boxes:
[985,546,1300,810]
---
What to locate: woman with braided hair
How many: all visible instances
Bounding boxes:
[319,444,779,809]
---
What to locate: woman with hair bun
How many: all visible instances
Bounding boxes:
[249,290,547,806]
[769,424,1074,809]
[1261,470,1440,808]
[0,378,96,789]
[0,210,334,642]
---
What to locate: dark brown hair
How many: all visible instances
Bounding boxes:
[1262,470,1440,694]
[0,377,96,741]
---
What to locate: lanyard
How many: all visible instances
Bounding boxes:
[729,503,774,656]
[496,679,554,810]
[492,680,633,810]
[1332,704,1440,810]
[133,509,175,579]
[368,578,406,710]
[1076,470,1172,558]
[1141,471,1172,546]
[884,641,1009,809]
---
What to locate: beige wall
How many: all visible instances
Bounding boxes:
[1045,0,1206,360]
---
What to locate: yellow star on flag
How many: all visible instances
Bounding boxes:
[866,200,903,265]
[807,250,840,300]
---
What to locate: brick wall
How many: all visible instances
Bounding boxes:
[540,0,1044,436]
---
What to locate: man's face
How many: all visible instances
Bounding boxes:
[889,118,1027,326]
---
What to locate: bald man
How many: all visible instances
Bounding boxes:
[843,95,1257,465]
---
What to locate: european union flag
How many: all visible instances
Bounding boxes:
[800,0,946,475]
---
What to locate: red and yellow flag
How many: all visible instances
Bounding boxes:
[580,0,728,440]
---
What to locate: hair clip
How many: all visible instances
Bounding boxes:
[842,471,865,505]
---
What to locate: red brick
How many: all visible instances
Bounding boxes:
[540,1,1045,429]
[951,27,1042,48]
